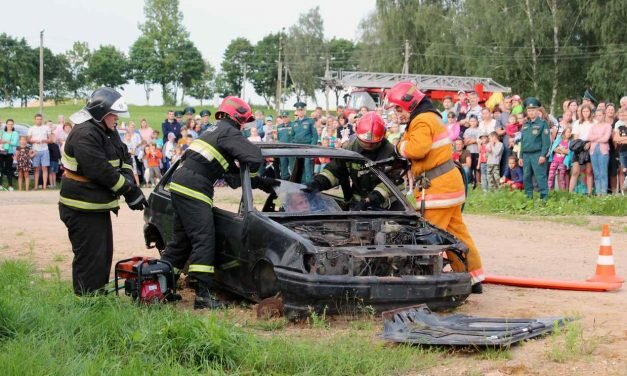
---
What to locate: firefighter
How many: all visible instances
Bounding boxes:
[160,96,278,309]
[290,102,317,182]
[385,81,485,293]
[59,87,147,295]
[305,112,407,210]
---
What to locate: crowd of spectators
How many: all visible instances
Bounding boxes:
[1,92,625,197]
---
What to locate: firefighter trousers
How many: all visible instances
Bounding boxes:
[161,192,216,288]
[59,205,113,295]
[423,204,485,284]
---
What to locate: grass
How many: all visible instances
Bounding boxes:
[0,103,281,133]
[546,318,600,363]
[465,189,627,217]
[0,259,443,375]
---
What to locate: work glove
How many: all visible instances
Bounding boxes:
[223,173,242,189]
[252,176,280,194]
[124,185,148,211]
[349,199,369,211]
[302,180,322,193]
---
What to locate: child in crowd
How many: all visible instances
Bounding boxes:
[314,138,332,173]
[145,143,162,187]
[14,136,34,191]
[505,114,520,138]
[162,132,177,171]
[47,133,61,188]
[478,134,489,191]
[548,126,572,190]
[178,128,189,147]
[248,126,262,142]
[152,130,163,149]
[500,156,523,190]
[485,132,503,190]
[181,135,193,151]
[463,114,480,188]
[454,139,472,183]
[171,146,183,165]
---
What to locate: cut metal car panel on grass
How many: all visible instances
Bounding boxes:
[144,144,473,318]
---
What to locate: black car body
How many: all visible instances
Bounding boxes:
[144,144,471,317]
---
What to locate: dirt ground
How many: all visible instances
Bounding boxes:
[1,189,626,376]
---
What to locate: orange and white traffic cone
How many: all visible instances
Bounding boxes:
[587,224,624,284]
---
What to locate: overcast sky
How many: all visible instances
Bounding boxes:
[3,0,376,106]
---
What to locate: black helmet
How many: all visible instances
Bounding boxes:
[85,87,130,122]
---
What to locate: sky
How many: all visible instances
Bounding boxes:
[2,0,376,106]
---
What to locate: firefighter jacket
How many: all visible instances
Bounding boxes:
[397,99,465,209]
[60,119,134,212]
[314,138,406,207]
[169,118,263,206]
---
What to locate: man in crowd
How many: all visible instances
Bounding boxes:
[305,112,407,210]
[441,96,454,124]
[160,96,277,309]
[59,87,147,295]
[184,106,196,125]
[199,109,212,132]
[277,112,293,179]
[162,110,182,143]
[582,89,597,110]
[520,97,550,200]
[27,113,50,190]
[290,102,317,182]
[386,81,485,293]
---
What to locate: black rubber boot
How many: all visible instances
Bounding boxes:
[193,281,225,310]
[471,282,483,294]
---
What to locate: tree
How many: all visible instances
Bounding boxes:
[213,71,230,98]
[327,38,357,107]
[129,36,158,104]
[250,33,280,107]
[0,34,38,106]
[174,40,205,105]
[43,49,72,104]
[220,38,253,97]
[86,45,129,89]
[187,60,215,106]
[139,0,189,105]
[64,41,90,103]
[285,7,325,102]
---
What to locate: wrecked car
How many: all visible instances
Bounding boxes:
[144,144,471,317]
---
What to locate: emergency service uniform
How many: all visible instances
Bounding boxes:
[160,117,264,297]
[60,104,144,295]
[310,138,406,208]
[290,113,317,183]
[520,98,550,200]
[397,100,485,285]
[276,122,293,179]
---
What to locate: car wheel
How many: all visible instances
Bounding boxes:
[253,261,280,299]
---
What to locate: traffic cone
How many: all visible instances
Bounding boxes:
[587,224,624,284]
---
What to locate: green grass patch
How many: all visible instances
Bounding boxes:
[465,189,627,217]
[546,319,600,363]
[0,259,443,375]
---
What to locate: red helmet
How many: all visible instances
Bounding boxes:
[356,112,386,145]
[215,96,254,126]
[384,81,426,112]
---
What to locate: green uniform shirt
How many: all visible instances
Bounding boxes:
[276,124,293,143]
[290,116,318,145]
[521,117,550,156]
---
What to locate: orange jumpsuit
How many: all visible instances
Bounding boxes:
[398,111,485,284]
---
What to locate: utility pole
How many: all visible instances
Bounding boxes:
[241,63,247,100]
[324,56,330,113]
[401,39,410,75]
[275,29,283,116]
[39,30,44,115]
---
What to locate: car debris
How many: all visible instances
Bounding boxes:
[381,304,571,346]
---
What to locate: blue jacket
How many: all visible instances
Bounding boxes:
[504,166,523,184]
[161,120,182,143]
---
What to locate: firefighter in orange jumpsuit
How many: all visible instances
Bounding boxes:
[385,81,485,293]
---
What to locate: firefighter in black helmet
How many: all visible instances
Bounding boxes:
[59,87,147,295]
[160,96,278,309]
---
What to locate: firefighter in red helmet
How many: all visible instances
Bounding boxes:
[160,96,278,309]
[305,111,407,210]
[385,81,485,293]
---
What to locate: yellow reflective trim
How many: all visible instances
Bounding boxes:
[168,182,213,206]
[188,139,229,171]
[61,151,78,171]
[111,175,126,193]
[320,169,339,186]
[188,264,215,273]
[59,196,119,210]
[108,159,121,168]
[374,184,391,200]
[122,163,133,170]
[220,260,240,270]
[250,171,258,178]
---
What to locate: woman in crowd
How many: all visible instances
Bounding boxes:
[0,119,19,190]
[604,104,620,193]
[139,119,153,143]
[567,100,579,122]
[570,104,594,194]
[588,109,612,195]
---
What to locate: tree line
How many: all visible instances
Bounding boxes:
[1,0,624,112]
